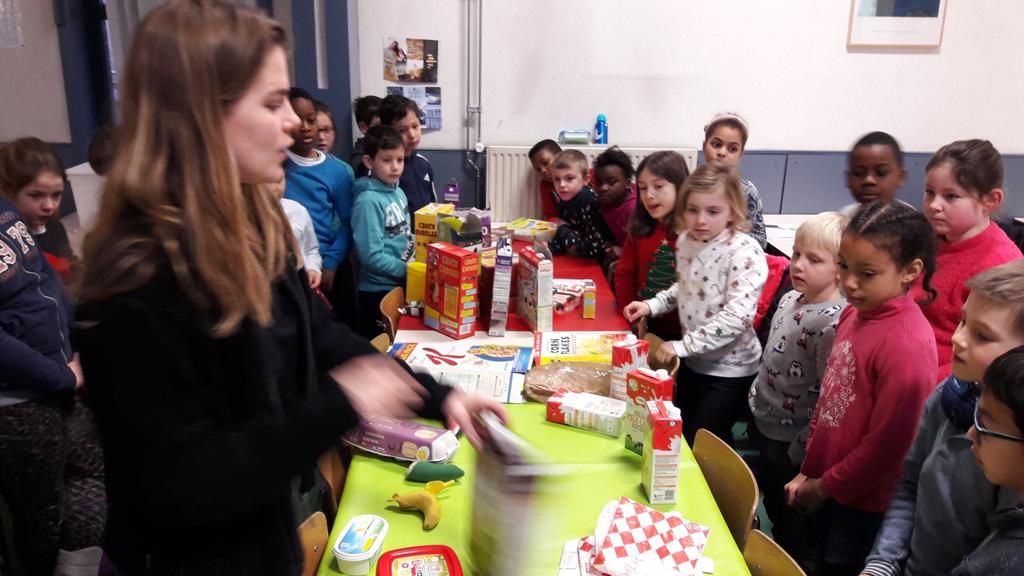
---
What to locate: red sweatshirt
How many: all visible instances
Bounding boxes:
[801,294,937,513]
[539,179,558,220]
[614,223,681,340]
[909,221,1021,380]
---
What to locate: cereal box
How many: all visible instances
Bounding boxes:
[641,400,682,504]
[487,236,514,336]
[546,389,626,437]
[504,217,557,243]
[414,203,456,262]
[533,331,627,365]
[610,334,650,401]
[423,242,479,339]
[624,368,674,455]
[516,246,553,332]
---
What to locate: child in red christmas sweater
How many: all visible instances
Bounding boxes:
[912,139,1022,380]
[785,202,938,576]
[614,151,689,341]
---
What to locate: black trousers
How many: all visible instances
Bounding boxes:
[676,360,756,446]
[357,289,392,339]
[328,256,358,329]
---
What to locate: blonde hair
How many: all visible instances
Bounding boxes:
[78,0,292,336]
[552,149,589,178]
[794,211,848,257]
[674,164,750,233]
[966,260,1024,337]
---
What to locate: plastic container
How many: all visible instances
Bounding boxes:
[558,129,591,145]
[375,544,464,575]
[333,515,389,575]
[594,113,608,144]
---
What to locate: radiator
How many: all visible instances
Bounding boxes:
[484,145,699,222]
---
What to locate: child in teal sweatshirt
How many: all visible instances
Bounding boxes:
[351,125,414,337]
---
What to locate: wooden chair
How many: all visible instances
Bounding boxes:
[642,333,681,379]
[743,529,807,576]
[379,287,405,342]
[693,428,759,550]
[370,333,391,353]
[298,511,328,576]
[317,447,348,517]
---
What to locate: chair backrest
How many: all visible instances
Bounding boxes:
[743,529,807,576]
[298,511,328,576]
[316,448,347,517]
[370,333,391,353]
[693,428,759,550]
[641,333,680,379]
[379,287,405,342]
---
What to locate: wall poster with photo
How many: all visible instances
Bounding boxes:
[383,37,439,83]
[847,0,948,47]
[386,86,442,130]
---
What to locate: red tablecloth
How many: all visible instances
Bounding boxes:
[398,250,629,334]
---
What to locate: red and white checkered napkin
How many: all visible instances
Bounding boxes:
[592,497,711,576]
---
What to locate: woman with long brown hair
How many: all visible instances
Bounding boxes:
[74,1,504,573]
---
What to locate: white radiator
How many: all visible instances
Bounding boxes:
[484,145,699,222]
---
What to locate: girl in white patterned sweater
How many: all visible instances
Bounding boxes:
[625,164,767,445]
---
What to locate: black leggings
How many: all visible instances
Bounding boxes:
[676,361,756,446]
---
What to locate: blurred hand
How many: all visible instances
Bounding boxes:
[307,269,321,290]
[784,473,808,509]
[68,354,84,390]
[655,341,677,364]
[623,301,651,323]
[329,355,426,420]
[442,390,509,451]
[321,269,335,294]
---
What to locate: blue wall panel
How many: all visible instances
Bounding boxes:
[780,154,848,214]
[741,153,787,214]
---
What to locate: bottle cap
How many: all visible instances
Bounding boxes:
[597,113,606,121]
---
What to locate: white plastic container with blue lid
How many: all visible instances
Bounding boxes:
[332,514,389,575]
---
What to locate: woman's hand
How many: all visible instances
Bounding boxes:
[442,391,508,451]
[623,301,651,323]
[329,355,426,420]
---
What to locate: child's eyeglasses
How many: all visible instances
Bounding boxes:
[974,403,1024,443]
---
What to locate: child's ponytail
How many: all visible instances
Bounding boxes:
[847,201,938,304]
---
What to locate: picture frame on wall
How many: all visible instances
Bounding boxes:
[847,0,949,48]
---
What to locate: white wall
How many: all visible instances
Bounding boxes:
[0,0,70,142]
[352,0,1024,154]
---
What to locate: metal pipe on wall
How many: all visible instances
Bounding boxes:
[464,0,483,207]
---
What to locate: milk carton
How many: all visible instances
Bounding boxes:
[641,400,682,504]
[624,367,673,455]
[546,389,626,438]
[610,334,650,401]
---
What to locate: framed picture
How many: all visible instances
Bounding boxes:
[847,0,949,48]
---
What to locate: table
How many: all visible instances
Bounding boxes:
[764,214,813,258]
[317,403,750,575]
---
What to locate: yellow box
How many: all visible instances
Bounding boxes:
[414,203,456,262]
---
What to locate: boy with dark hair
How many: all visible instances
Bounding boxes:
[350,125,415,337]
[350,95,381,172]
[378,94,435,215]
[528,139,562,219]
[953,346,1024,576]
[284,87,357,326]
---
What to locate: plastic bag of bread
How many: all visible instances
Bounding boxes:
[524,362,612,403]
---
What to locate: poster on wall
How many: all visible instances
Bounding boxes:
[0,0,24,48]
[847,0,948,47]
[386,86,442,130]
[384,37,438,83]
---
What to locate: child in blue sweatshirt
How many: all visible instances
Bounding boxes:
[351,125,414,337]
[284,87,356,325]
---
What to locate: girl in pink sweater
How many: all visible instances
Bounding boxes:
[785,202,939,576]
[913,139,1022,379]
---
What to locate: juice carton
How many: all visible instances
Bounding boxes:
[423,242,479,339]
[610,334,650,401]
[624,367,674,455]
[414,203,456,262]
[582,280,597,319]
[641,400,682,504]
[546,388,626,437]
[516,246,553,332]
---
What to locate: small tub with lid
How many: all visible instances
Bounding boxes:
[332,514,389,575]
[375,544,463,576]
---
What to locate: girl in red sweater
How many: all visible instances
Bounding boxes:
[914,139,1022,380]
[785,202,939,576]
[614,151,690,341]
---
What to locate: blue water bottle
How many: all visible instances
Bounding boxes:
[594,113,608,144]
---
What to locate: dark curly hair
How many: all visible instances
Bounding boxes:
[845,201,938,304]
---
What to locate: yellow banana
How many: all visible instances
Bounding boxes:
[390,489,441,530]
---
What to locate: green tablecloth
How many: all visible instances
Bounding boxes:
[317,403,750,575]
